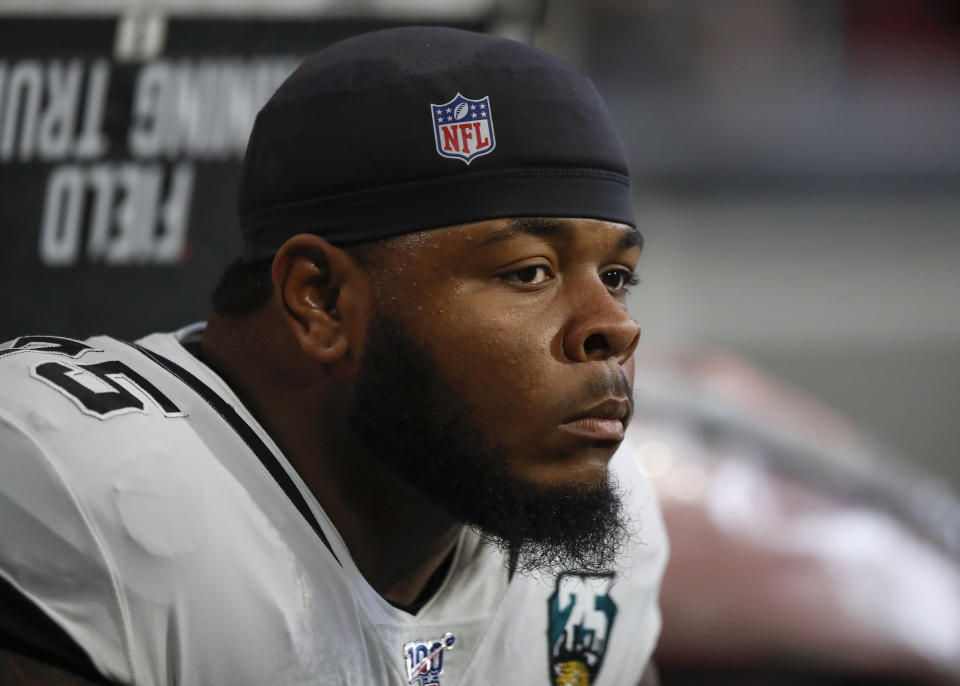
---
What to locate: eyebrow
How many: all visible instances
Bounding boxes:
[617,226,644,250]
[481,217,644,250]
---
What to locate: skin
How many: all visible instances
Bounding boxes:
[202,216,642,605]
[357,218,641,486]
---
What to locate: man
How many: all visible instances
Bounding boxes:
[0,27,667,685]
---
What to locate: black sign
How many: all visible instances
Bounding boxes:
[0,17,483,340]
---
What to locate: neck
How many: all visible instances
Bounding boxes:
[201,314,461,607]
[322,438,463,605]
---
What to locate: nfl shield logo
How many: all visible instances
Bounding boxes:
[431,93,495,164]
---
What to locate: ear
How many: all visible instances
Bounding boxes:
[271,234,368,364]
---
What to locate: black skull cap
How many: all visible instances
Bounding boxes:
[239,26,635,259]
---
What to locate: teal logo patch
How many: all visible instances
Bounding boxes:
[547,572,617,686]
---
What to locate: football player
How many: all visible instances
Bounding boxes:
[0,27,667,685]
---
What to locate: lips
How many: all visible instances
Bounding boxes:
[559,398,631,441]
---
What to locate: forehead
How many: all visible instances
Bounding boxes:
[386,217,643,258]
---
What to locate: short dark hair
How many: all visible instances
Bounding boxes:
[210,258,274,318]
[209,240,394,319]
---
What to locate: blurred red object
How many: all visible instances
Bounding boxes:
[629,352,960,685]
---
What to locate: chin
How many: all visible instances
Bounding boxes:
[514,448,614,490]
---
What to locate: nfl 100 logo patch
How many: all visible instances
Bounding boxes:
[404,632,456,685]
[431,93,495,164]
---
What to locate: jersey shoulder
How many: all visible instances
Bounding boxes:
[0,330,355,685]
[0,355,135,683]
[0,332,212,685]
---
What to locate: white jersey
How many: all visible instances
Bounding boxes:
[0,324,668,686]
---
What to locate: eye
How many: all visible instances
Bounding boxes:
[600,268,638,291]
[504,265,552,286]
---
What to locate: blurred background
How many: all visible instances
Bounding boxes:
[1,0,958,683]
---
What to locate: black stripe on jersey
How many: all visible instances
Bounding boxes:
[130,343,342,567]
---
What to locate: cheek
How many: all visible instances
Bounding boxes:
[426,305,559,425]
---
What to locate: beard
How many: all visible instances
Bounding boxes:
[346,313,629,575]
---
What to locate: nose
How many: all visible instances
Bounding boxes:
[563,284,641,365]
